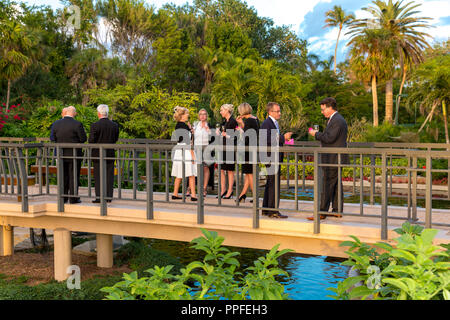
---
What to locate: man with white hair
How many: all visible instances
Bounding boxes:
[89,104,120,203]
[50,105,87,204]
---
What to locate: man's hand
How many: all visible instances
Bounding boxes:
[284,132,293,141]
[308,128,318,137]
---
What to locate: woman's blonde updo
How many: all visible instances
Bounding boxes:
[238,102,252,116]
[173,106,189,122]
[220,104,234,116]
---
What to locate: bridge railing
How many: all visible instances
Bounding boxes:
[1,141,449,240]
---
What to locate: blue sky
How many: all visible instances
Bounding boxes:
[22,0,450,62]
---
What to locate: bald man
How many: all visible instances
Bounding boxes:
[50,106,87,204]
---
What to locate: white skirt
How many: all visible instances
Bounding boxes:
[171,144,197,179]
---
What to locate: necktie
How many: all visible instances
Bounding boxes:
[274,120,280,133]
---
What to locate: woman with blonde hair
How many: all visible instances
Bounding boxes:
[216,104,238,199]
[193,108,213,197]
[171,106,197,201]
[236,103,260,203]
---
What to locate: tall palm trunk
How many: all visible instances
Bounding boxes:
[385,79,394,124]
[6,79,11,113]
[395,64,408,125]
[334,26,342,74]
[372,75,379,127]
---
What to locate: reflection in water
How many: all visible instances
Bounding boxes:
[147,239,348,300]
[281,254,348,300]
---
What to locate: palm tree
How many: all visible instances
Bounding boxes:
[348,28,393,127]
[353,0,432,124]
[210,55,257,114]
[408,53,450,143]
[196,46,219,95]
[252,60,307,129]
[0,20,32,112]
[324,5,355,74]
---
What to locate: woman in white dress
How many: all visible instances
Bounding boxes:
[171,107,197,201]
[193,109,212,197]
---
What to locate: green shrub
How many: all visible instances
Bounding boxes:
[27,100,97,138]
[328,222,450,300]
[115,239,184,277]
[101,229,292,300]
[0,275,122,300]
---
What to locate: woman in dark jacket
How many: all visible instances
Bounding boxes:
[236,103,259,203]
[216,104,238,199]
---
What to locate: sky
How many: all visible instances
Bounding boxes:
[21,0,450,62]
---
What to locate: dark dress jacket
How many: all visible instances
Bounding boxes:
[50,116,87,157]
[260,116,285,163]
[89,118,120,158]
[314,112,349,165]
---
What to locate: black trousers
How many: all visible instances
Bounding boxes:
[320,167,344,213]
[263,165,281,211]
[63,159,81,203]
[93,160,115,200]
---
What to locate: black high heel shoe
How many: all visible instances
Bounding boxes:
[222,193,233,200]
[216,192,226,199]
[238,194,247,203]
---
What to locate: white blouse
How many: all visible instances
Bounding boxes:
[193,122,211,146]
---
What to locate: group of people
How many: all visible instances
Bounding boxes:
[170,97,349,220]
[49,97,348,221]
[50,105,119,204]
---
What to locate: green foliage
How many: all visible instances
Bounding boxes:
[0,274,123,300]
[115,239,184,276]
[26,100,97,138]
[87,76,199,139]
[328,222,450,300]
[101,229,293,300]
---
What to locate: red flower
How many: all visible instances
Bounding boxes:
[0,120,5,124]
[13,114,20,120]
[422,166,426,169]
[4,115,8,119]
[11,105,16,109]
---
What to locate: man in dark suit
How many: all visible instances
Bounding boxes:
[89,105,120,203]
[308,97,348,220]
[260,102,292,219]
[50,106,87,204]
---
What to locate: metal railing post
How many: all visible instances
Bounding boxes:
[425,154,432,228]
[146,147,154,220]
[313,150,321,234]
[381,152,388,240]
[16,147,28,213]
[252,161,259,229]
[100,146,107,217]
[57,146,64,212]
[197,158,204,225]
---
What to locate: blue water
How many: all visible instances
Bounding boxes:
[147,239,348,300]
[282,255,348,300]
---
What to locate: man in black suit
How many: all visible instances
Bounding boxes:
[260,102,293,219]
[308,97,348,220]
[50,106,87,204]
[89,105,120,203]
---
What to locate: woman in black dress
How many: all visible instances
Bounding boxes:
[216,104,238,199]
[236,103,259,203]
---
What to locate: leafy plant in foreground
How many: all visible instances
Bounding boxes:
[328,222,450,300]
[101,229,292,300]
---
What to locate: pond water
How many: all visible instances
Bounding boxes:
[147,238,348,300]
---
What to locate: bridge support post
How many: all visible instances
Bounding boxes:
[54,228,72,281]
[0,225,14,256]
[96,234,113,268]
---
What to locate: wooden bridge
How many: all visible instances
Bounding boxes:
[0,140,449,281]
